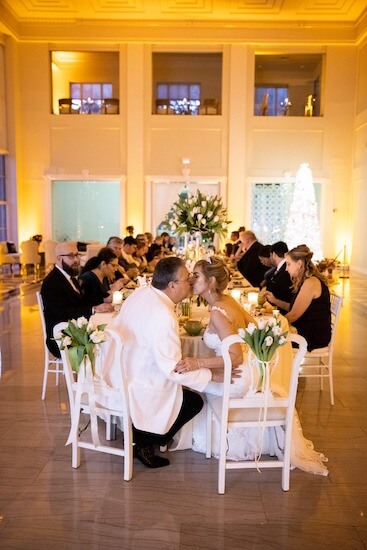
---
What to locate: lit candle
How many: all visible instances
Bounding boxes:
[231,289,241,303]
[248,292,258,306]
[112,291,123,306]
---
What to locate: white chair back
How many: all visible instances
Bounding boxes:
[85,243,103,261]
[207,333,307,494]
[54,323,133,481]
[37,292,63,399]
[20,240,41,265]
[300,291,343,405]
[43,240,59,268]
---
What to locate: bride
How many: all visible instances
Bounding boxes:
[174,256,328,476]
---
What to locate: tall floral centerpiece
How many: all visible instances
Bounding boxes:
[164,189,231,261]
[165,190,230,237]
[239,317,288,396]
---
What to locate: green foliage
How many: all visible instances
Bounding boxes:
[164,189,231,237]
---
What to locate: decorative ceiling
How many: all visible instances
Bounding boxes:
[1,0,366,22]
[0,0,366,43]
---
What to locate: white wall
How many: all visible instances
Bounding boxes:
[4,38,365,270]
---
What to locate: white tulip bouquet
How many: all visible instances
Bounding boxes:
[54,316,108,373]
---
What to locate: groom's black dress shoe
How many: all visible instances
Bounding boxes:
[134,445,170,468]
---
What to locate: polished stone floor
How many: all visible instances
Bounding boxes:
[0,272,367,549]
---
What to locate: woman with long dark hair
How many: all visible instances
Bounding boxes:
[80,247,123,306]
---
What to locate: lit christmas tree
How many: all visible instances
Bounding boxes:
[284,163,323,260]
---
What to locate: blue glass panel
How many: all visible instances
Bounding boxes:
[52,180,120,243]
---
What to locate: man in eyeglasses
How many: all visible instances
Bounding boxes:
[41,241,113,358]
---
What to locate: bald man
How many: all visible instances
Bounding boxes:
[41,241,113,358]
[235,230,268,288]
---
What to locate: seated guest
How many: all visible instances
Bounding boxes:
[228,230,241,259]
[168,236,176,250]
[41,241,113,358]
[136,233,148,245]
[80,247,123,306]
[120,236,139,270]
[112,257,217,469]
[145,232,154,246]
[258,244,275,288]
[234,230,268,287]
[264,241,293,312]
[133,241,149,273]
[266,244,331,351]
[223,242,233,258]
[146,242,162,263]
[106,236,138,281]
[147,247,164,272]
[160,231,172,254]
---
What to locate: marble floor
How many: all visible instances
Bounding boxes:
[0,273,367,549]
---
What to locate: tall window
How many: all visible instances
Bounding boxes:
[52,180,120,242]
[70,82,113,114]
[251,181,321,244]
[254,87,289,116]
[0,155,7,241]
[157,83,200,115]
[152,52,222,115]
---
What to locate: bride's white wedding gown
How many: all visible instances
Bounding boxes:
[176,307,328,476]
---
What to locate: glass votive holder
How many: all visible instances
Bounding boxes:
[112,290,123,312]
[230,289,241,303]
[248,292,258,306]
[243,303,252,313]
[181,299,191,317]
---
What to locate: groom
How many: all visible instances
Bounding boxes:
[113,256,216,468]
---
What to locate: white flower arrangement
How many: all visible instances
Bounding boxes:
[238,317,288,362]
[54,316,108,373]
[164,189,231,237]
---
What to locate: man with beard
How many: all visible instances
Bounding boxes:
[41,241,113,358]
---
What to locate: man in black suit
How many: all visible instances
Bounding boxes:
[235,230,268,288]
[264,241,293,313]
[41,241,113,358]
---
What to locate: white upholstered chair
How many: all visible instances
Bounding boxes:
[20,240,41,275]
[43,240,59,270]
[55,323,133,481]
[206,333,307,494]
[299,292,343,405]
[37,291,64,400]
[85,243,103,262]
[0,241,21,274]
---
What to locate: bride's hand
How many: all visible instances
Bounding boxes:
[174,357,199,374]
[211,366,241,383]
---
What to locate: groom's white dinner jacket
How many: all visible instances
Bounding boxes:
[113,286,211,434]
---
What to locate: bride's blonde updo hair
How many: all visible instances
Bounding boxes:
[195,256,230,293]
[286,244,324,292]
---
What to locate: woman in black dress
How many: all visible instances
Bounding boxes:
[80,247,123,306]
[265,244,331,351]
